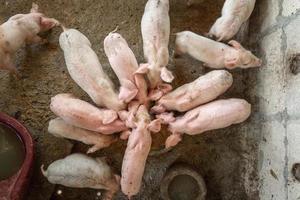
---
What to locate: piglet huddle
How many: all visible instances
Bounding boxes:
[0,0,261,199]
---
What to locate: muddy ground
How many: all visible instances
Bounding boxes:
[0,0,261,199]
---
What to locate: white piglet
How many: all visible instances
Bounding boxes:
[0,3,59,77]
[48,118,117,154]
[175,31,262,69]
[59,28,125,111]
[208,0,256,41]
[165,98,251,148]
[50,93,127,134]
[41,154,120,200]
[121,103,161,198]
[104,32,148,104]
[140,0,174,93]
[152,70,233,113]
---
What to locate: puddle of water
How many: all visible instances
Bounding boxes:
[0,122,25,180]
[168,174,200,200]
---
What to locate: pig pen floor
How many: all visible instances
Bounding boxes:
[0,1,261,200]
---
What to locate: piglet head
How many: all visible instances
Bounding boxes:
[29,4,59,32]
[238,50,262,69]
[135,104,162,133]
[226,40,262,69]
[59,28,91,51]
[104,32,127,56]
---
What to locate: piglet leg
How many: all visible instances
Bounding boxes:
[2,56,20,78]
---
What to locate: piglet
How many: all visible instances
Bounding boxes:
[104,32,148,104]
[48,118,117,154]
[165,98,251,148]
[175,31,262,69]
[140,0,174,93]
[41,153,120,200]
[121,103,161,198]
[208,0,256,41]
[152,70,233,113]
[0,3,59,77]
[50,93,127,134]
[59,28,125,111]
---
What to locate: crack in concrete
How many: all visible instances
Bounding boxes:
[258,9,300,41]
[277,0,290,198]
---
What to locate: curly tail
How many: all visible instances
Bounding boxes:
[31,3,39,13]
[40,164,48,177]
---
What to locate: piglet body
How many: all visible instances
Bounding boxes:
[48,118,117,153]
[104,32,147,104]
[50,93,126,134]
[166,98,251,148]
[209,0,256,41]
[41,153,120,200]
[0,3,59,76]
[121,104,160,198]
[59,28,125,111]
[152,70,233,113]
[175,31,261,69]
[141,0,174,89]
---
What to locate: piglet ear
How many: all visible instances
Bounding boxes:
[118,110,129,121]
[40,17,60,30]
[148,119,161,133]
[120,130,131,140]
[151,104,166,114]
[158,83,173,94]
[156,112,175,124]
[165,133,182,149]
[87,145,101,154]
[225,58,238,69]
[228,40,242,49]
[225,50,239,69]
[119,80,138,103]
[160,67,174,83]
[148,89,163,101]
[136,64,150,74]
[101,110,118,124]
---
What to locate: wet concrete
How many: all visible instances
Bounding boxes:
[0,0,261,199]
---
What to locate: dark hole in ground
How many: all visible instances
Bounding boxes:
[168,174,200,200]
[289,54,300,75]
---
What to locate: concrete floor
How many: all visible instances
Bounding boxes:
[0,0,263,199]
[251,1,300,200]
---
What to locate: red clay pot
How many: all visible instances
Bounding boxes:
[0,112,34,200]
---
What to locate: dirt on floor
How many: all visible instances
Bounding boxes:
[0,0,261,199]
